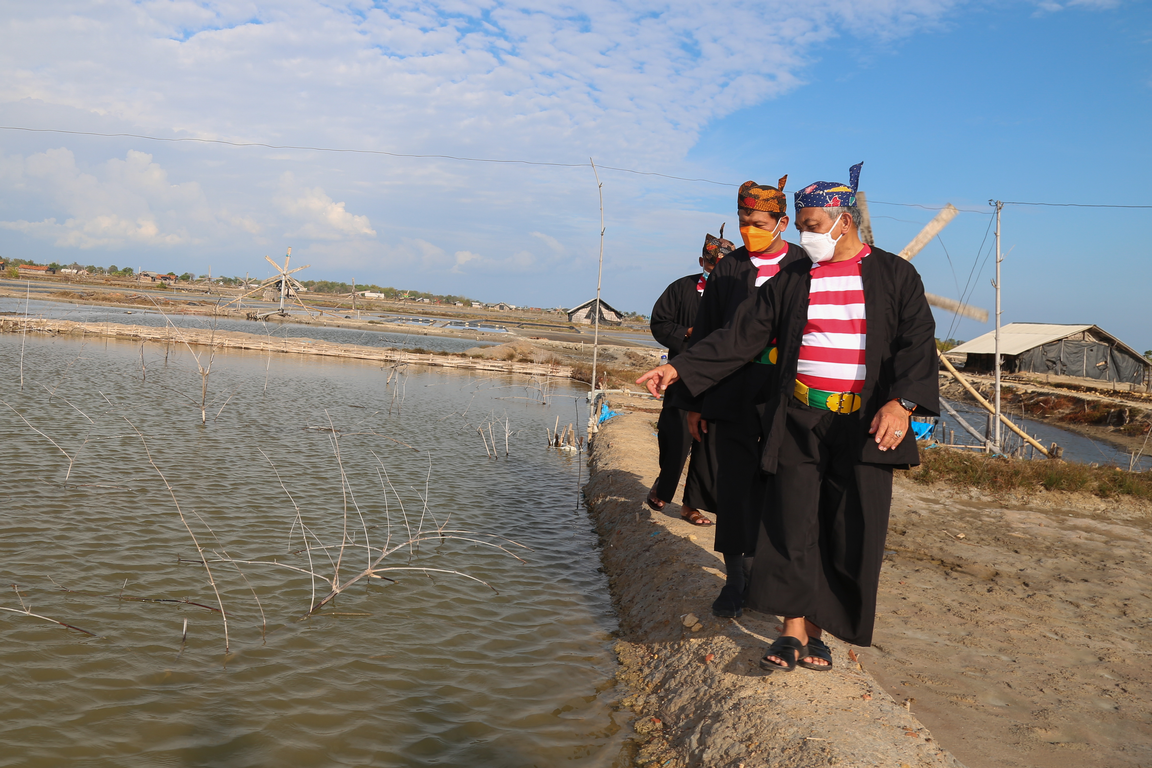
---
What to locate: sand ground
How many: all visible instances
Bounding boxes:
[585,392,1152,767]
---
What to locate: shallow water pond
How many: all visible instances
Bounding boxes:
[0,297,498,354]
[0,334,627,767]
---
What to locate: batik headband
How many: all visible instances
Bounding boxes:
[702,223,735,260]
[738,176,788,215]
[794,162,863,209]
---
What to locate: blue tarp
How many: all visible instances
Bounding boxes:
[911,420,936,440]
[598,403,621,424]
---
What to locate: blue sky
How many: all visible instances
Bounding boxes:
[1,0,1149,351]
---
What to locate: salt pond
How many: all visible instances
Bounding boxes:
[0,334,627,767]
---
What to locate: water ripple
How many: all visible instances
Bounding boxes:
[0,335,624,767]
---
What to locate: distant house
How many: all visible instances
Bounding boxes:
[567,298,624,326]
[492,302,516,311]
[17,264,54,276]
[60,267,89,276]
[947,323,1151,387]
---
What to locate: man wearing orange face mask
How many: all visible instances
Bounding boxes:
[669,178,806,619]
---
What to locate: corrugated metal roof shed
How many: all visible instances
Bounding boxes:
[949,323,1096,356]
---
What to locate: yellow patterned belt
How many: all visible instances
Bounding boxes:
[753,345,778,365]
[793,380,862,414]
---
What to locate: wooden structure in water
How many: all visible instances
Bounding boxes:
[0,318,574,380]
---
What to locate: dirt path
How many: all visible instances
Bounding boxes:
[869,477,1152,767]
[587,393,1152,767]
[585,395,961,768]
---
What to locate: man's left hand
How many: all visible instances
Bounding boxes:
[869,399,912,452]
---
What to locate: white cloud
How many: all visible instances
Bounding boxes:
[0,0,965,172]
[276,172,376,240]
[1032,0,1120,11]
[0,0,994,295]
[0,148,221,248]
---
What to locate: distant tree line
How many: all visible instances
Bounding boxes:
[936,338,964,352]
[299,280,474,306]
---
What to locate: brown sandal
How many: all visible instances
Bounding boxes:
[680,506,713,526]
[646,482,666,511]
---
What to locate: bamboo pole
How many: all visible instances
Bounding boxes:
[938,350,1050,457]
[939,398,991,449]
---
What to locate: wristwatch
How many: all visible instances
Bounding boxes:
[896,397,917,414]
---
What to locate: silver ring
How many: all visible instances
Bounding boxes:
[894,430,903,438]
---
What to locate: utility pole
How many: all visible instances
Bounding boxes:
[589,158,606,429]
[992,199,1004,450]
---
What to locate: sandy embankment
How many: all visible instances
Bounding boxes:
[584,393,961,768]
[584,392,1152,768]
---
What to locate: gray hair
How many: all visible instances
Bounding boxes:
[821,206,861,229]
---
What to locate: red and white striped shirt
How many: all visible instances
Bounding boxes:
[797,245,870,393]
[749,242,790,287]
[696,273,707,294]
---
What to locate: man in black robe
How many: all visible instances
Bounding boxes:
[670,177,806,618]
[638,163,939,671]
[646,231,733,524]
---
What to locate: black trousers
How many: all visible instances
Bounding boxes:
[655,401,717,511]
[745,399,893,647]
[709,411,766,556]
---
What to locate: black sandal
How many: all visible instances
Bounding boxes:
[798,636,833,671]
[645,482,666,511]
[759,636,805,672]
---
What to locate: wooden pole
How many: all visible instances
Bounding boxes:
[856,191,875,246]
[993,200,1004,450]
[937,350,1050,457]
[898,204,959,260]
[939,398,991,449]
[923,292,988,323]
[589,158,606,431]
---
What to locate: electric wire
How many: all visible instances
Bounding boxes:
[0,126,730,186]
[944,212,995,342]
[11,125,1146,210]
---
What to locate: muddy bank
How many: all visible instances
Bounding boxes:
[584,394,960,768]
[586,393,1152,768]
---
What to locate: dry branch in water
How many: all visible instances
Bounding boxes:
[219,425,530,620]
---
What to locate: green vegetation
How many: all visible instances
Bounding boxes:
[905,447,1152,501]
[936,338,964,352]
[299,280,474,306]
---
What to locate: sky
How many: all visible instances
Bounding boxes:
[1,0,1149,351]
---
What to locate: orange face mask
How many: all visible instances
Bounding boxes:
[740,222,781,253]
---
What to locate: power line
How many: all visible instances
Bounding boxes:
[869,200,989,214]
[1003,201,1152,210]
[10,125,1146,210]
[0,125,731,186]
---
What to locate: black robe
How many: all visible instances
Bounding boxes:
[673,246,939,470]
[648,273,715,508]
[669,247,940,644]
[649,273,702,359]
[674,244,808,420]
[667,244,806,554]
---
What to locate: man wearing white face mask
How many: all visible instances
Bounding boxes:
[637,162,939,673]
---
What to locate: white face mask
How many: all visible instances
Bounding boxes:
[799,214,844,264]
